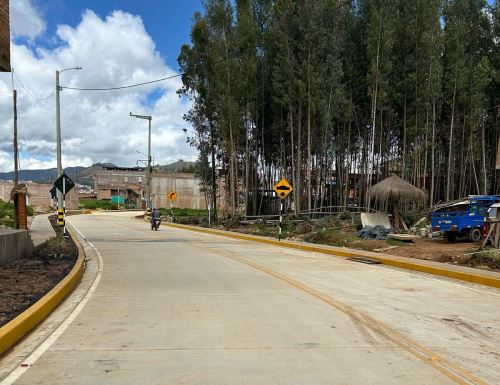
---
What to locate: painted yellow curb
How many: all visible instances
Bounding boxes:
[0,230,85,357]
[165,223,500,290]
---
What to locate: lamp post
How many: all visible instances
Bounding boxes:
[56,66,82,212]
[130,113,152,209]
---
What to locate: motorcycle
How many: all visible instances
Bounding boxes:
[151,217,161,231]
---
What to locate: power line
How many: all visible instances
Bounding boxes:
[60,73,182,91]
[12,69,54,101]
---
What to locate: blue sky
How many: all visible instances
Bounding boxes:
[29,0,204,70]
[0,0,204,172]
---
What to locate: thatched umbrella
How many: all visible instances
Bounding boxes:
[368,174,425,231]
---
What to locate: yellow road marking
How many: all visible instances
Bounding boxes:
[205,246,488,385]
[97,218,489,384]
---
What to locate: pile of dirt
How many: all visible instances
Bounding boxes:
[0,220,77,327]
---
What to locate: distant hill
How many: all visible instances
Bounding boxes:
[0,163,116,187]
[0,160,195,187]
[0,167,85,184]
[158,160,196,173]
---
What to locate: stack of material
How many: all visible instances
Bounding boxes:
[358,225,393,240]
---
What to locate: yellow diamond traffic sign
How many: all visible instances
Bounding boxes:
[274,178,293,199]
[167,191,177,201]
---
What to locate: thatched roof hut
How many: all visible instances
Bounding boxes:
[368,175,425,231]
[368,175,425,203]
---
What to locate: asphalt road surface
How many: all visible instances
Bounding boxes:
[1,212,499,385]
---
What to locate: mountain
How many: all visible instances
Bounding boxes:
[0,163,117,187]
[0,167,85,184]
[157,160,196,173]
[0,160,195,187]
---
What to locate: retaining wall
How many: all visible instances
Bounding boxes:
[0,229,33,266]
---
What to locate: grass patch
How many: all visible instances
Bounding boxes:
[387,238,408,246]
[468,250,500,269]
[160,207,208,217]
[304,228,357,247]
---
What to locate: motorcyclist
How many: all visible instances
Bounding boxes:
[150,208,162,230]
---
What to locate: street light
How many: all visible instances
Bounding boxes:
[56,66,82,211]
[130,112,152,209]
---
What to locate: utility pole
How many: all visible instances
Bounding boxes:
[13,89,18,185]
[55,67,82,215]
[130,113,152,209]
[56,70,62,210]
[13,89,18,229]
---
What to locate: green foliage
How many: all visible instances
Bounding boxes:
[79,199,117,210]
[159,208,208,217]
[0,198,35,228]
[179,0,500,216]
[468,250,500,269]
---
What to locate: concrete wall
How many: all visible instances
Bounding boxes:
[0,182,79,210]
[0,229,33,266]
[151,172,206,210]
[0,0,10,72]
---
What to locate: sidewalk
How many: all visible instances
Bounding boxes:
[29,214,55,246]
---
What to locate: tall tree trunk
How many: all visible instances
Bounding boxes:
[430,101,436,206]
[296,104,302,213]
[446,77,457,201]
[307,44,312,213]
[481,115,487,194]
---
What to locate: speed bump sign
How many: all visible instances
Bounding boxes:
[167,191,177,201]
[274,178,293,199]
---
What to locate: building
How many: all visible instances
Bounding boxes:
[151,171,206,210]
[0,0,10,72]
[94,166,146,207]
[94,166,206,210]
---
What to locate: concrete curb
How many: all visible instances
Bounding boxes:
[165,223,500,289]
[0,225,85,357]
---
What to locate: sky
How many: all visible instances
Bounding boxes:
[0,0,204,172]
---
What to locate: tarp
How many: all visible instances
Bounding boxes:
[358,225,393,240]
[360,212,391,229]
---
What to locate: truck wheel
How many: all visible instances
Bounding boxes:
[445,232,456,242]
[470,228,482,242]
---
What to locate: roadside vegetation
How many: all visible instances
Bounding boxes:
[79,199,118,210]
[179,0,500,219]
[0,198,34,228]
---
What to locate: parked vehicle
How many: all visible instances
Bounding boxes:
[431,195,500,242]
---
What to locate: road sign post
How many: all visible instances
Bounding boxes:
[168,191,177,223]
[274,178,293,242]
[54,173,75,236]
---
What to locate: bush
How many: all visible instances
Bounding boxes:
[223,214,241,229]
[315,216,338,229]
[175,216,201,225]
[79,199,116,210]
[293,220,314,234]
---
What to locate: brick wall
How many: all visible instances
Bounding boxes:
[0,0,10,72]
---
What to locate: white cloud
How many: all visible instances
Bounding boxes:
[10,0,46,40]
[0,9,195,173]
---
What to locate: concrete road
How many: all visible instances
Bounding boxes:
[1,212,499,385]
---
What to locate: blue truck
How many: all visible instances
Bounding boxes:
[431,195,500,242]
